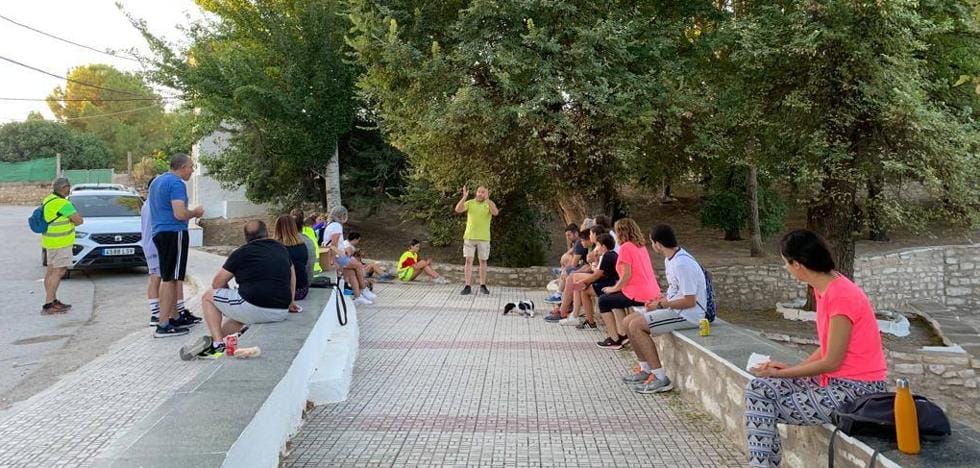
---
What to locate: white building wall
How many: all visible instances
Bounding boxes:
[190,125,272,220]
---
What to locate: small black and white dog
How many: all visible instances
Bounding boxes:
[503,300,535,318]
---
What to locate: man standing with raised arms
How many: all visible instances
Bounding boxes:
[454,185,499,295]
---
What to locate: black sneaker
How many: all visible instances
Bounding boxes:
[619,334,630,346]
[178,310,203,325]
[149,315,160,327]
[154,322,190,338]
[172,312,201,328]
[460,285,472,295]
[576,320,597,330]
[479,285,490,295]
[596,337,623,350]
[198,342,225,360]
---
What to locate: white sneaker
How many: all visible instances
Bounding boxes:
[559,316,581,327]
[353,296,373,306]
[433,277,449,285]
[362,290,377,301]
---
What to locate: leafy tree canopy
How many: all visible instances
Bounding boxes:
[46,64,172,169]
[129,0,356,207]
[0,119,114,170]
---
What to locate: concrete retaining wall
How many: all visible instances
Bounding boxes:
[706,244,980,312]
[658,326,900,468]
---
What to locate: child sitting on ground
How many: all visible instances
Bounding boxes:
[397,239,450,284]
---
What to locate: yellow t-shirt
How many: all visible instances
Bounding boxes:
[463,199,492,241]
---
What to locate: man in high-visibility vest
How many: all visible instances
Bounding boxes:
[41,177,83,315]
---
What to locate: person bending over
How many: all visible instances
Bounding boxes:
[184,220,298,359]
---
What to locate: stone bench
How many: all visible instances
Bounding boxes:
[91,286,359,468]
[658,320,980,468]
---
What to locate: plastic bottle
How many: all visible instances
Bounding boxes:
[895,378,921,455]
[699,318,711,336]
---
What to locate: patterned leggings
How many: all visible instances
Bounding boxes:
[744,377,886,467]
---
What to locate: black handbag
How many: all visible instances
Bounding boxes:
[834,393,951,440]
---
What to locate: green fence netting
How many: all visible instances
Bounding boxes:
[0,157,57,182]
[62,169,113,184]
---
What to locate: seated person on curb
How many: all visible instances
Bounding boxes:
[593,214,618,252]
[320,206,375,305]
[546,229,594,323]
[274,214,310,300]
[397,239,450,283]
[353,251,387,279]
[294,215,317,287]
[182,220,299,359]
[563,231,618,329]
[744,230,886,468]
[547,224,588,303]
[621,224,707,394]
[596,218,661,350]
[345,232,384,280]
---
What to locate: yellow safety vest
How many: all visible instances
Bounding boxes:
[303,226,322,273]
[41,194,75,249]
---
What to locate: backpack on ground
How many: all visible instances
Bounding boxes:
[834,392,951,440]
[28,198,57,234]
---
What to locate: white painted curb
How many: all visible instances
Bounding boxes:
[221,291,358,468]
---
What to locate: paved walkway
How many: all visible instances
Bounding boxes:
[0,250,224,468]
[285,283,743,467]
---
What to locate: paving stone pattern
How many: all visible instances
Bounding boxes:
[0,250,224,468]
[286,283,743,467]
[0,331,215,467]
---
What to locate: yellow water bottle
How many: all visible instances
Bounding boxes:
[895,378,921,455]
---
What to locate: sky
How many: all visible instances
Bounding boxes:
[0,0,201,123]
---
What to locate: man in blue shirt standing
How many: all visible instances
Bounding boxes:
[149,153,205,337]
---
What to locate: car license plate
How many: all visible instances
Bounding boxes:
[103,247,135,256]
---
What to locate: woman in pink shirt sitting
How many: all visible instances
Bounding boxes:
[595,218,661,350]
[745,230,887,468]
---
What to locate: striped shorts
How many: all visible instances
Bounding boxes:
[213,288,288,325]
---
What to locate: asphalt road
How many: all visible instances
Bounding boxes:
[0,205,166,409]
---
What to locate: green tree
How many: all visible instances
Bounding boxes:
[724,1,979,278]
[346,0,718,264]
[128,0,355,210]
[0,119,114,169]
[46,64,170,169]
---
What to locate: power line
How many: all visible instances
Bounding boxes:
[61,105,161,121]
[0,54,164,98]
[0,96,177,102]
[0,13,140,62]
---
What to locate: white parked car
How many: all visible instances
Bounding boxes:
[69,183,138,195]
[42,189,147,270]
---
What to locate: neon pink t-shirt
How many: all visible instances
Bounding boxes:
[616,241,661,302]
[814,275,887,386]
